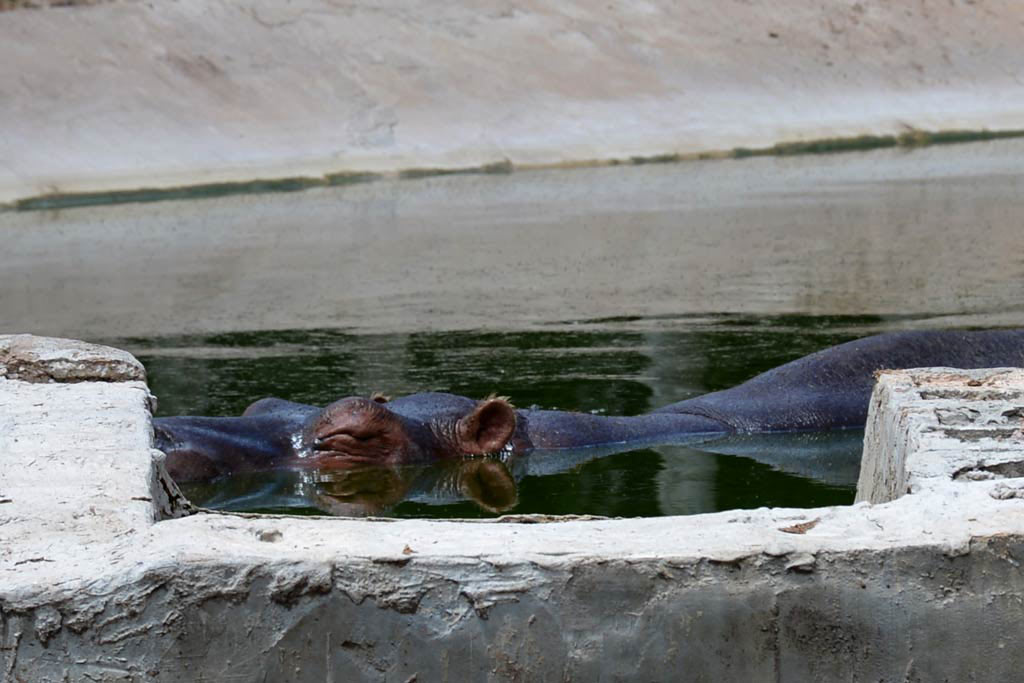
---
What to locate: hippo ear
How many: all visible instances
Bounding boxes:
[455,398,517,455]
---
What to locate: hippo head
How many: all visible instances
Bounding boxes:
[300,394,518,464]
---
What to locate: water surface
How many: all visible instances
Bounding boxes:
[4,140,1023,337]
[118,317,889,517]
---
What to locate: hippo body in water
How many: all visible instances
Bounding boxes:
[154,329,1024,483]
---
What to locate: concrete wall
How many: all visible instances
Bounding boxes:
[3,336,1024,681]
[3,0,1024,204]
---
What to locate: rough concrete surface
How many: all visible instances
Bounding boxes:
[2,0,1024,202]
[2,336,1024,681]
[858,367,1024,504]
[0,334,145,384]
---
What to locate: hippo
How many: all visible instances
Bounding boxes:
[154,329,1024,483]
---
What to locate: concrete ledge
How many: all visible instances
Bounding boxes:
[3,337,1024,681]
[858,367,1024,504]
[0,334,146,384]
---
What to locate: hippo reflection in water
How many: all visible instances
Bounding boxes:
[182,430,869,516]
[182,457,527,516]
[155,329,1024,493]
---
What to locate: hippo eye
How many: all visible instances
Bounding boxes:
[317,427,380,443]
[314,428,384,454]
[370,392,391,404]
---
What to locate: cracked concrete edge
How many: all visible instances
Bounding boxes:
[0,336,191,619]
[0,334,146,384]
[858,367,1024,504]
[3,336,1024,680]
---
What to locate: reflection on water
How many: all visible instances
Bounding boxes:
[113,315,890,518]
[184,457,523,517]
[176,429,864,519]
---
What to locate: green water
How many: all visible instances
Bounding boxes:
[112,314,885,518]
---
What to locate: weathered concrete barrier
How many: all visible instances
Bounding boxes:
[2,336,1023,681]
[859,367,1024,505]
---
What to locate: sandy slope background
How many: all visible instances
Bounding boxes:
[2,0,1024,203]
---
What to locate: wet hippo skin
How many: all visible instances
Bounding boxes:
[154,329,1024,483]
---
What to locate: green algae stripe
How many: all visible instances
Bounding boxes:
[12,176,330,211]
[7,163,514,211]
[398,160,514,179]
[629,153,683,165]
[325,171,382,186]
[732,128,1024,159]
[6,129,1024,212]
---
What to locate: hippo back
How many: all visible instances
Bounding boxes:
[654,329,1024,432]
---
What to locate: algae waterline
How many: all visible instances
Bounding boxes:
[107,315,888,519]
[9,129,1023,212]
